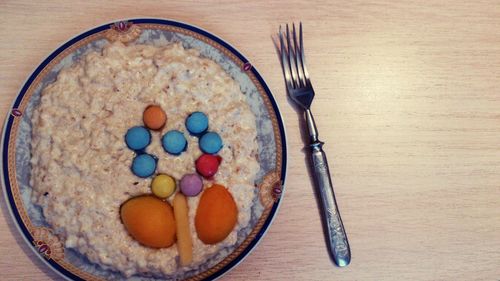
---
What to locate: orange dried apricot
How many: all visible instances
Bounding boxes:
[195,184,238,244]
[143,105,167,130]
[120,195,176,248]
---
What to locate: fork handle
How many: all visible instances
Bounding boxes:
[309,140,351,267]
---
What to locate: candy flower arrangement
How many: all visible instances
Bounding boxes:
[124,107,223,185]
[120,105,237,266]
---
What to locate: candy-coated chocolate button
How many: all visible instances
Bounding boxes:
[199,132,222,154]
[143,105,167,130]
[131,154,156,178]
[162,130,187,155]
[195,154,222,178]
[185,112,208,135]
[125,126,151,151]
[180,173,203,197]
[151,174,176,199]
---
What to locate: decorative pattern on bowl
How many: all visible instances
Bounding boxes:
[104,20,142,43]
[32,227,65,261]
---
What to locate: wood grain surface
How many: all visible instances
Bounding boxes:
[1,1,499,280]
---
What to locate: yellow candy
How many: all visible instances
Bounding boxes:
[151,174,176,199]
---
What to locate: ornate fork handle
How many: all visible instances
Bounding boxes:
[307,109,351,267]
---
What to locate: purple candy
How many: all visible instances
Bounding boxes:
[180,173,203,197]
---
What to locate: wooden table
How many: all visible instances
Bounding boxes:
[1,1,499,280]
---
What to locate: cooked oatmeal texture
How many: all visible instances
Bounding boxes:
[30,41,260,277]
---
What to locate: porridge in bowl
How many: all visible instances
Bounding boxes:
[30,41,260,277]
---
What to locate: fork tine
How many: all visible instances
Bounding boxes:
[292,23,306,87]
[279,26,293,90]
[286,24,299,89]
[299,22,310,84]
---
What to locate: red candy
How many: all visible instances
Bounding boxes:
[195,154,222,178]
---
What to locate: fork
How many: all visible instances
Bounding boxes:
[278,23,351,267]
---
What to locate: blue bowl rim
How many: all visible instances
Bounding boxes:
[0,17,288,281]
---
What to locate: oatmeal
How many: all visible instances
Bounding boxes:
[30,41,260,277]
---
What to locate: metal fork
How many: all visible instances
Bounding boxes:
[278,23,351,267]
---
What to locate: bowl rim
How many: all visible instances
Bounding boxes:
[0,17,288,281]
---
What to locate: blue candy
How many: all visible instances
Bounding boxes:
[185,112,208,135]
[131,154,156,178]
[162,130,187,155]
[199,132,223,154]
[125,126,151,151]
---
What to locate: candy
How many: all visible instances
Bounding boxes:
[180,173,203,196]
[143,105,167,130]
[185,112,208,135]
[195,154,222,178]
[151,174,176,199]
[131,154,156,178]
[125,126,151,150]
[162,130,187,155]
[199,132,223,154]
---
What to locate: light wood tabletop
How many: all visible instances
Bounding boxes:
[1,1,499,280]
